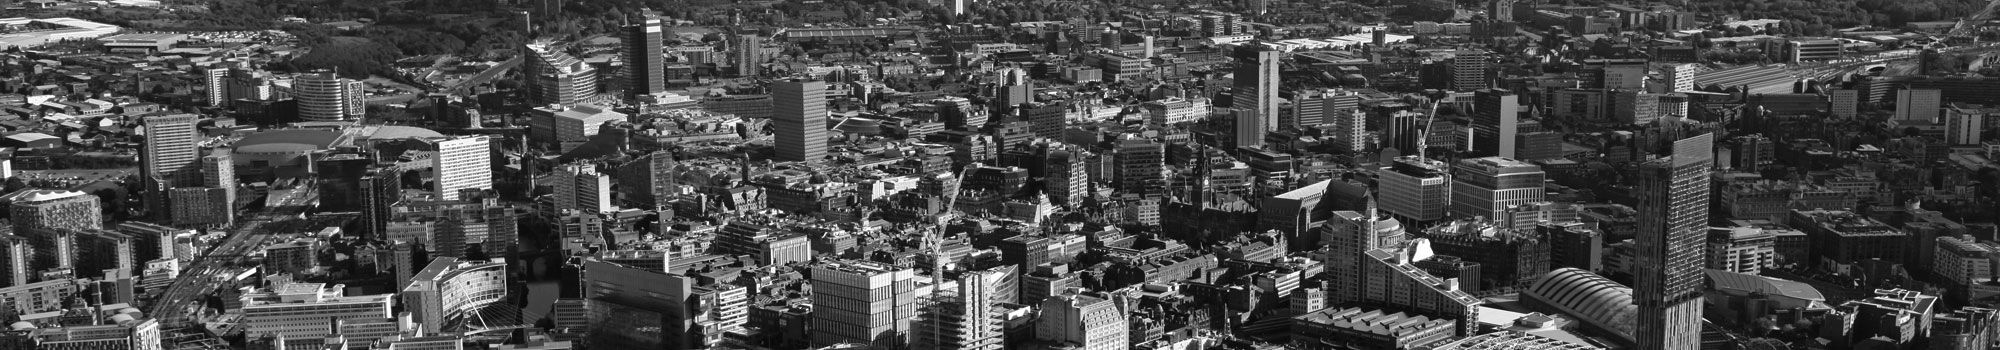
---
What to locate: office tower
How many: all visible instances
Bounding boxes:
[995,68,1032,114]
[1831,89,1859,118]
[623,16,666,100]
[359,167,403,240]
[1232,108,1263,149]
[1323,210,1406,303]
[1044,147,1088,208]
[811,260,918,349]
[1591,59,1648,90]
[615,151,677,209]
[1487,0,1516,21]
[1948,105,1994,145]
[241,283,394,345]
[1379,156,1451,223]
[1384,110,1425,155]
[1294,89,1359,128]
[294,70,365,121]
[202,150,236,201]
[204,65,229,107]
[737,34,764,77]
[1232,44,1280,136]
[773,80,829,163]
[1450,157,1544,220]
[523,42,600,106]
[1331,109,1368,152]
[1897,89,1943,122]
[1036,291,1128,350]
[404,257,509,335]
[140,114,200,217]
[1023,102,1066,140]
[431,136,493,201]
[1471,89,1520,158]
[553,164,615,213]
[1115,134,1165,198]
[917,269,1003,350]
[1451,51,1490,91]
[1633,132,1713,350]
[1665,63,1698,92]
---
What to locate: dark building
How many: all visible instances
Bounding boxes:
[623,16,667,99]
[1632,131,1713,350]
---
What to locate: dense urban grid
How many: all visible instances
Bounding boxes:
[0,0,1989,349]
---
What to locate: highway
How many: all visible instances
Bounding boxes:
[149,186,319,328]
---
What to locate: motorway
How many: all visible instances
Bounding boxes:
[149,186,319,328]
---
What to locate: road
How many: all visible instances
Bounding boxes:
[444,56,523,95]
[149,187,319,328]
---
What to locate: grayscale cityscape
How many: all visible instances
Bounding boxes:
[0,0,1988,349]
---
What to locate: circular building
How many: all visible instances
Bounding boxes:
[233,129,343,169]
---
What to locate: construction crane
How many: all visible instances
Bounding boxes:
[1418,99,1442,160]
[916,162,982,349]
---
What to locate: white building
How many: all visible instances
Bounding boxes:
[240,283,394,347]
[552,164,615,213]
[402,257,508,335]
[1706,226,1775,275]
[1036,291,1128,350]
[430,136,492,201]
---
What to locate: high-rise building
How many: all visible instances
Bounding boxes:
[553,163,615,213]
[1632,132,1713,350]
[140,114,200,217]
[614,151,677,210]
[431,136,493,201]
[1383,110,1426,155]
[623,16,666,100]
[1323,210,1406,305]
[1664,63,1698,93]
[1947,104,1996,145]
[1449,157,1544,220]
[359,167,403,240]
[1232,44,1280,136]
[1897,89,1943,122]
[523,43,600,106]
[1232,108,1264,149]
[168,187,233,228]
[773,80,829,163]
[294,70,366,121]
[736,34,764,77]
[1379,156,1451,223]
[10,190,102,233]
[1036,291,1128,350]
[916,269,1003,350]
[204,65,229,107]
[1294,89,1360,128]
[201,150,236,201]
[1452,51,1490,91]
[1830,89,1859,118]
[1043,146,1088,208]
[810,260,918,349]
[1331,109,1368,152]
[1471,89,1520,158]
[1115,134,1165,197]
[995,68,1032,115]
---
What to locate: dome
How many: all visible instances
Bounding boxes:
[833,117,883,135]
[364,125,445,140]
[1522,268,1637,340]
[235,129,342,154]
